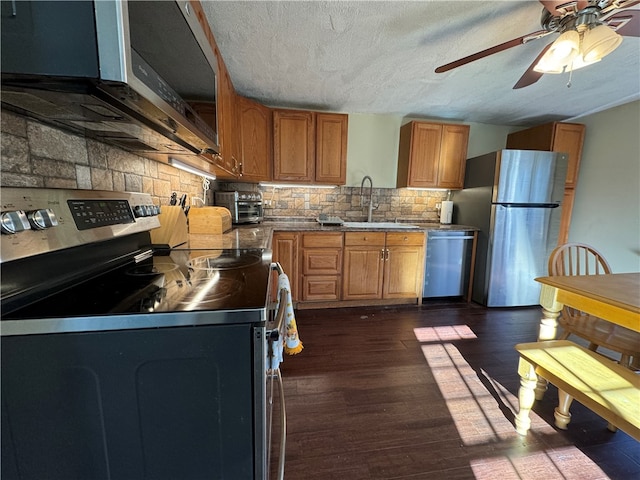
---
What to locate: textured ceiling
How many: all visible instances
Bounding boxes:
[201,0,640,126]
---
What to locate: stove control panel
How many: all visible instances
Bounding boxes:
[68,199,136,231]
[1,188,161,263]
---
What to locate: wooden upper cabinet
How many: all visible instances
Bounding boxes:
[273,109,315,182]
[438,124,470,188]
[397,121,470,189]
[238,96,272,182]
[315,113,348,184]
[549,123,585,189]
[506,121,586,244]
[506,122,585,188]
[214,63,240,178]
[273,109,348,184]
[186,1,234,178]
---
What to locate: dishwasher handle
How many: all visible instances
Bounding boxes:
[428,235,475,240]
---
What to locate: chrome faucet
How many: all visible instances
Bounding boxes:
[360,175,374,222]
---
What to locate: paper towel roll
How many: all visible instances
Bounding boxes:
[440,201,453,224]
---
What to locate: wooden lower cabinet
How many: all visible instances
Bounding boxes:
[271,232,299,302]
[383,233,426,298]
[300,232,343,302]
[273,230,425,307]
[343,232,385,300]
[343,231,425,300]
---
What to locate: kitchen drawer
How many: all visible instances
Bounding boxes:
[301,275,341,301]
[385,232,425,247]
[302,249,342,275]
[344,232,386,247]
[301,232,343,248]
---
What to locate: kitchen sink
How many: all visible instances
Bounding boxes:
[342,222,420,229]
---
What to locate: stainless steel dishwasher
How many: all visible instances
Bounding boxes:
[423,230,475,299]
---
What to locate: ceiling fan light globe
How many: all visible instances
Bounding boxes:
[533,57,565,74]
[548,30,580,64]
[533,30,580,74]
[570,55,601,71]
[582,25,623,63]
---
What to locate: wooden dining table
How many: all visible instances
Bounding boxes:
[530,272,640,400]
[534,272,640,340]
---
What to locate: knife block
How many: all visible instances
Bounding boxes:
[150,206,189,248]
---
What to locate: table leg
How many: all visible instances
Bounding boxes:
[515,357,538,436]
[538,305,561,341]
[535,286,563,400]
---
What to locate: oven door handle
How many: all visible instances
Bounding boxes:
[269,261,287,479]
[274,367,286,480]
[270,263,288,341]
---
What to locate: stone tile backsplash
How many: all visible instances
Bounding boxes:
[1,110,204,205]
[219,182,448,223]
[3,109,448,220]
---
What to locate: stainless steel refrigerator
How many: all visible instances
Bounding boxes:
[452,149,568,307]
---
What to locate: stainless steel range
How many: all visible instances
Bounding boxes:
[0,187,285,480]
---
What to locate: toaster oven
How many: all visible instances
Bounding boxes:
[214,191,263,224]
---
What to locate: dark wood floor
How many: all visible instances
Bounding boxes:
[273,300,640,480]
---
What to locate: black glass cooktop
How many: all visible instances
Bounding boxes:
[3,249,272,320]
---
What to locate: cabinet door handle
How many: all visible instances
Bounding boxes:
[380,248,385,260]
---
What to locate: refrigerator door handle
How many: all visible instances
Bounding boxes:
[496,203,560,208]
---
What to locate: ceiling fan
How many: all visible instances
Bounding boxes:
[435,0,640,89]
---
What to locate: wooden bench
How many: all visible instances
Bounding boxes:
[514,340,640,440]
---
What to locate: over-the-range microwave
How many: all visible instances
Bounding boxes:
[0,0,220,160]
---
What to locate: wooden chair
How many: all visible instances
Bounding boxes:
[548,242,640,369]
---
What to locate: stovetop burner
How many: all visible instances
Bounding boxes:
[187,251,263,271]
[126,262,180,276]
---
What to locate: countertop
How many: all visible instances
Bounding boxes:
[185,220,479,251]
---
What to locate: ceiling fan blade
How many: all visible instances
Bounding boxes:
[513,43,553,89]
[607,10,640,37]
[435,30,551,73]
[539,1,589,16]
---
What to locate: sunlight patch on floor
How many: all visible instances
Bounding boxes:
[470,447,610,480]
[413,325,477,342]
[416,329,610,479]
[422,342,551,445]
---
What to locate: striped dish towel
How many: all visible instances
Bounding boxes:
[277,273,303,355]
